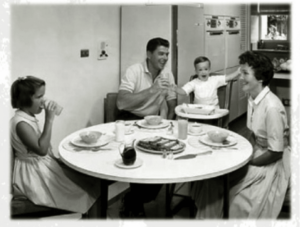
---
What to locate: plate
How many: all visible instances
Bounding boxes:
[114,158,143,169]
[198,134,237,147]
[136,119,170,129]
[135,138,186,155]
[183,104,215,115]
[71,134,113,148]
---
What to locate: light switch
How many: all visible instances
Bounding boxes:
[98,41,108,60]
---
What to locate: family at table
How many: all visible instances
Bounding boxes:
[10,37,290,219]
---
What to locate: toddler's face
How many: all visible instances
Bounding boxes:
[195,61,210,82]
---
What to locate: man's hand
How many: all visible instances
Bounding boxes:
[151,78,170,93]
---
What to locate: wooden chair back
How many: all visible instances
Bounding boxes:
[104,93,121,123]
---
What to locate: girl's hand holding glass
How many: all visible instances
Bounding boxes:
[42,98,63,117]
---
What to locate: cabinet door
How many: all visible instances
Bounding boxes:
[177,5,205,104]
[204,3,241,16]
[120,5,172,79]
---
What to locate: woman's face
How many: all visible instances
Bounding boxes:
[195,61,210,82]
[26,85,45,116]
[239,63,262,95]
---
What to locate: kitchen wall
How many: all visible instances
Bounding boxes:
[10,5,121,157]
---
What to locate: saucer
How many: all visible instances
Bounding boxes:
[188,129,204,136]
[114,158,143,169]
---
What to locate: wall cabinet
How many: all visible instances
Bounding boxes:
[204,3,241,17]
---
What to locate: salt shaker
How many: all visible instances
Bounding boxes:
[115,120,125,142]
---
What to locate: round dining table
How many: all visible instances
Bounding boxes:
[58,120,253,219]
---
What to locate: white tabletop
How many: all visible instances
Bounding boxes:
[175,105,229,120]
[58,121,252,184]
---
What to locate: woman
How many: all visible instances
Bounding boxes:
[190,51,290,219]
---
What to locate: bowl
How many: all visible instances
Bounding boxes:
[79,131,102,144]
[144,115,162,126]
[207,129,229,143]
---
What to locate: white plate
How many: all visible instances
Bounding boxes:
[114,158,143,169]
[136,119,170,129]
[71,134,113,148]
[198,134,237,147]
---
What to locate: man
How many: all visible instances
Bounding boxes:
[117,37,177,217]
[117,37,177,120]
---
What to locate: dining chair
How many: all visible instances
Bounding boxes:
[10,148,79,219]
[189,74,234,129]
[104,92,122,123]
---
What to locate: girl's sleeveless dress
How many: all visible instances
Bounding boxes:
[10,110,101,213]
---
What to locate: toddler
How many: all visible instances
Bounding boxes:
[172,56,240,108]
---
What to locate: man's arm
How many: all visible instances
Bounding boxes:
[117,78,170,111]
[166,98,177,120]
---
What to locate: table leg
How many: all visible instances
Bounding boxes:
[223,174,229,219]
[165,184,176,218]
[99,179,109,218]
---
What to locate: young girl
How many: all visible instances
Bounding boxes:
[172,56,240,108]
[10,76,100,214]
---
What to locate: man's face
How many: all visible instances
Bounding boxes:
[147,45,169,71]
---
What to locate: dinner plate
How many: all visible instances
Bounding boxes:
[71,134,113,148]
[136,119,170,129]
[198,134,237,147]
[114,158,143,169]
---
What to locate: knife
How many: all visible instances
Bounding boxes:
[174,150,212,160]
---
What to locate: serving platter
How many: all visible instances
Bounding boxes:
[135,136,186,154]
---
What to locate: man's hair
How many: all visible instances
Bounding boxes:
[146,37,169,52]
[239,51,274,87]
[11,76,46,109]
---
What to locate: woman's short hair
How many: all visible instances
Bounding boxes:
[146,37,169,53]
[194,56,211,68]
[11,76,46,109]
[239,51,274,87]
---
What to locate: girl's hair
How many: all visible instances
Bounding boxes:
[238,51,274,87]
[11,76,46,109]
[194,56,211,68]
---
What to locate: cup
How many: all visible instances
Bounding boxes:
[43,98,63,116]
[178,117,188,140]
[189,123,202,134]
[115,120,125,142]
[119,143,136,165]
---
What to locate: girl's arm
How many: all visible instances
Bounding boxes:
[225,67,241,82]
[16,101,57,156]
[249,150,283,166]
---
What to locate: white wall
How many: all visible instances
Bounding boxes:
[11,5,121,156]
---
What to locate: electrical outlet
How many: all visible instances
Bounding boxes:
[98,41,108,60]
[80,49,89,58]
